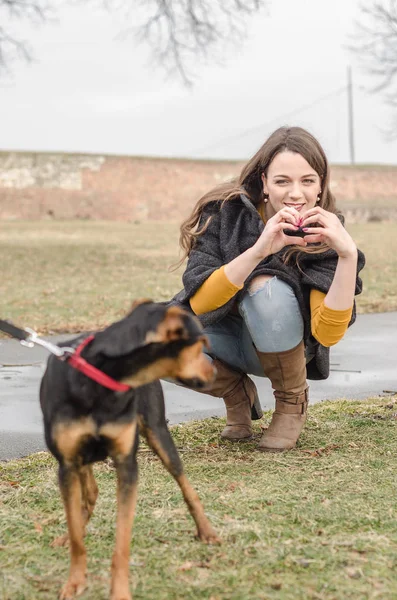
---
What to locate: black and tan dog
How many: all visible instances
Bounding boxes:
[40,300,219,600]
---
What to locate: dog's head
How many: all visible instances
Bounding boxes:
[90,300,216,389]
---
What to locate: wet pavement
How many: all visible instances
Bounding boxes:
[1,312,396,461]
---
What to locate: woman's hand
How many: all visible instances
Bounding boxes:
[301,207,357,258]
[252,206,307,260]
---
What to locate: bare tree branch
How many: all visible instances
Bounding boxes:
[0,0,51,74]
[350,0,397,137]
[351,2,397,90]
[0,0,268,85]
[106,0,268,85]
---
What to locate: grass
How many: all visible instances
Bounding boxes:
[0,220,396,335]
[347,223,397,313]
[1,396,397,599]
[0,220,184,334]
[1,220,396,597]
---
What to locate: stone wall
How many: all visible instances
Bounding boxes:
[1,151,396,222]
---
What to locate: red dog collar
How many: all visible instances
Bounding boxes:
[67,335,130,392]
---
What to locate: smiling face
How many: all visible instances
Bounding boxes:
[261,151,322,218]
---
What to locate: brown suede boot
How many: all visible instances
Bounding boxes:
[256,341,308,452]
[204,359,263,441]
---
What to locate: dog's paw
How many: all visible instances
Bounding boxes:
[59,575,86,599]
[196,527,221,544]
[51,533,69,548]
[110,584,132,600]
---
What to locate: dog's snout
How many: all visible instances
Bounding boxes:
[206,361,217,382]
[211,363,217,380]
[197,354,216,382]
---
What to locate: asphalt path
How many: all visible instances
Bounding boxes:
[1,312,396,461]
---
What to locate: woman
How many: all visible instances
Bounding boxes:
[171,126,365,452]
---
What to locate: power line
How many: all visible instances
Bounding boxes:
[192,85,348,157]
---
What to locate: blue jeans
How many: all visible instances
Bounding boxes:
[204,277,304,377]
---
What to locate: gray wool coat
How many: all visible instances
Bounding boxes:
[170,194,366,380]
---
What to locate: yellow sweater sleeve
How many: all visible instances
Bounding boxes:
[189,265,243,315]
[310,289,353,347]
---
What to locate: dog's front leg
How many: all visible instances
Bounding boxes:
[142,423,220,544]
[111,454,138,600]
[58,463,87,600]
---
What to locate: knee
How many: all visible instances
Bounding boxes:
[248,275,274,296]
[245,276,299,320]
[240,276,304,352]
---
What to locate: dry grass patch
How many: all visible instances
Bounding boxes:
[0,220,395,335]
[348,223,397,313]
[0,220,184,334]
[1,396,397,599]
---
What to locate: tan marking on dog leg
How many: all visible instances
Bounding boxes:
[54,465,98,549]
[100,420,139,598]
[99,420,137,458]
[144,430,220,544]
[51,532,70,548]
[110,478,138,600]
[53,418,96,463]
[59,470,87,600]
[51,420,96,552]
[80,465,98,533]
[175,473,220,544]
[143,429,172,468]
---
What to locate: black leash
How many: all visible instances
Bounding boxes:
[0,319,31,341]
[0,319,73,358]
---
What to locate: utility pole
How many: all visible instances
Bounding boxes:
[347,66,355,165]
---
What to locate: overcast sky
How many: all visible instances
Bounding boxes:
[1,0,397,164]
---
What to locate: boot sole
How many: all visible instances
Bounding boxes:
[221,435,253,442]
[257,444,296,453]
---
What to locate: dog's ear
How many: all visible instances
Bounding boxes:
[91,304,192,359]
[145,306,190,344]
[130,298,152,311]
[90,301,155,358]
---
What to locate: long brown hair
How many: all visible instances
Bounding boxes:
[179,126,339,263]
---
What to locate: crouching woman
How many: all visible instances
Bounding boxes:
[170,126,365,452]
